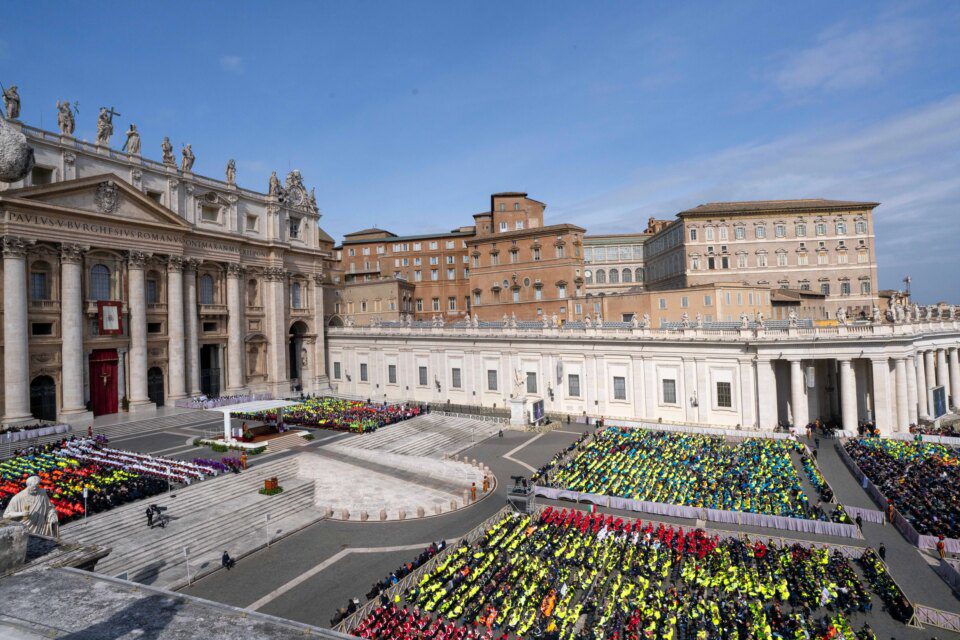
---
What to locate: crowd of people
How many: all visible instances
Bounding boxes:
[236,398,423,433]
[0,436,223,523]
[536,428,815,518]
[844,438,960,538]
[352,508,898,640]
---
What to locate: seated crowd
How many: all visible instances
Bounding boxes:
[535,428,815,519]
[844,438,960,538]
[237,397,423,434]
[1,436,222,523]
[352,508,903,640]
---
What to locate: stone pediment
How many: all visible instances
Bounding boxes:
[2,173,191,229]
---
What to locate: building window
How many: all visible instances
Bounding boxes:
[491,253,500,266]
[447,268,455,280]
[817,252,828,265]
[798,253,808,266]
[526,372,537,394]
[837,251,848,264]
[357,362,369,382]
[567,374,581,397]
[333,362,341,379]
[841,281,851,296]
[499,222,508,232]
[775,224,786,238]
[448,296,456,310]
[555,245,565,259]
[473,291,481,305]
[31,322,54,336]
[721,256,729,269]
[430,270,439,281]
[681,296,689,308]
[595,269,606,284]
[609,269,620,284]
[416,298,423,312]
[199,274,215,304]
[451,368,462,389]
[414,270,422,281]
[860,280,871,295]
[777,252,788,267]
[662,379,677,404]
[90,264,111,301]
[429,241,438,250]
[757,254,768,267]
[704,227,715,241]
[557,284,566,299]
[613,376,626,400]
[432,298,440,311]
[291,282,302,308]
[533,248,541,261]
[515,220,524,229]
[418,366,428,386]
[796,223,807,236]
[857,250,868,264]
[816,222,826,236]
[704,295,713,306]
[755,226,766,238]
[30,262,51,301]
[716,381,732,408]
[719,227,728,241]
[689,229,698,241]
[487,369,498,391]
[360,301,367,313]
[820,283,830,295]
[658,297,666,309]
[512,289,520,303]
[855,221,867,234]
[534,287,542,301]
[836,221,846,235]
[622,268,632,283]
[145,277,159,304]
[734,227,745,240]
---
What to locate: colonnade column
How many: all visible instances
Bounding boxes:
[905,355,919,425]
[839,358,857,433]
[2,236,33,423]
[183,259,201,395]
[949,347,960,409]
[225,263,245,393]
[936,348,949,394]
[915,352,928,419]
[166,256,186,399]
[126,251,152,411]
[59,243,92,422]
[894,357,910,431]
[924,350,936,395]
[263,267,289,394]
[755,358,778,430]
[789,359,808,428]
[312,273,328,390]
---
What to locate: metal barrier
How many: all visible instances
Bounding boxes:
[909,605,960,633]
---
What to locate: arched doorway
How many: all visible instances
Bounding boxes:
[30,375,57,422]
[89,349,119,416]
[147,367,165,407]
[289,321,309,381]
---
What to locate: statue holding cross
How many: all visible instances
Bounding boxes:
[96,106,120,146]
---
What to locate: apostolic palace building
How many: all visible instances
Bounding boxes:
[1,110,959,434]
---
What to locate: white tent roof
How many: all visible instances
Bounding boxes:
[208,400,300,415]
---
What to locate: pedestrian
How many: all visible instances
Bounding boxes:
[812,449,818,460]
[221,550,235,570]
[87,425,93,438]
[240,452,248,470]
[145,506,154,528]
[878,542,886,561]
[498,429,503,438]
[471,482,477,501]
[814,437,820,449]
[937,536,946,560]
[855,514,863,530]
[887,502,895,523]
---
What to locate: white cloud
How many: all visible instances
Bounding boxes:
[773,16,922,94]
[219,55,244,74]
[552,95,960,302]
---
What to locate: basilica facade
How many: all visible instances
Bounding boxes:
[0,122,335,426]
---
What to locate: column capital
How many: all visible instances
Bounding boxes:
[226,262,245,278]
[2,235,33,259]
[166,255,184,272]
[127,251,150,269]
[182,257,199,273]
[313,272,325,286]
[263,266,286,281]
[59,243,89,264]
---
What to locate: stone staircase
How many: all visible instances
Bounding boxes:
[61,457,323,589]
[333,413,500,459]
[265,433,311,452]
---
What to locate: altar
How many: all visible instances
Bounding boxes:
[209,400,300,443]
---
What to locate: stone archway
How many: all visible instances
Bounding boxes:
[289,321,309,382]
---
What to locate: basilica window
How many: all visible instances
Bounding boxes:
[145,276,159,304]
[635,267,644,282]
[199,274,215,305]
[90,264,111,301]
[595,269,606,284]
[609,269,620,284]
[291,282,302,309]
[30,261,51,301]
[622,268,632,283]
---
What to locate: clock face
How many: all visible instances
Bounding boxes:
[286,188,305,207]
[584,270,592,279]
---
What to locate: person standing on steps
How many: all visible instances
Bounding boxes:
[878,542,886,561]
[146,506,154,528]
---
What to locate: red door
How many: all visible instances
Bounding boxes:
[89,349,119,416]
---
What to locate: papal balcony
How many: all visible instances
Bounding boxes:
[199,303,228,317]
[29,299,60,312]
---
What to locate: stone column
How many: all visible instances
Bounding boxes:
[924,349,936,395]
[756,358,778,430]
[789,359,807,428]
[58,244,93,424]
[225,263,245,393]
[263,267,289,395]
[117,347,127,404]
[915,352,928,419]
[2,236,33,423]
[183,259,201,395]
[312,273,329,391]
[126,251,153,412]
[166,257,186,400]
[870,358,892,432]
[906,355,919,425]
[894,357,909,431]
[949,347,960,409]
[936,348,949,393]
[839,358,857,433]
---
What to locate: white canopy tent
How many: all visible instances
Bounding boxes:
[209,400,300,442]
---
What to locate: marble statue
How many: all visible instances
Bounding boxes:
[180,144,195,172]
[3,85,20,119]
[871,305,881,324]
[122,124,140,155]
[345,316,355,327]
[301,348,308,367]
[630,314,639,328]
[501,314,509,326]
[740,312,750,330]
[309,187,319,211]
[268,171,282,197]
[2,476,59,538]
[95,106,116,146]
[0,118,34,182]
[756,312,765,329]
[836,307,847,325]
[911,303,920,322]
[788,308,798,328]
[509,313,518,328]
[283,170,310,207]
[927,304,936,320]
[513,368,525,396]
[584,315,592,328]
[472,313,480,328]
[437,315,445,328]
[552,313,559,328]
[680,312,690,328]
[641,313,650,328]
[56,100,76,136]
[694,312,703,328]
[595,313,603,328]
[225,159,236,185]
[161,137,175,166]
[948,305,956,320]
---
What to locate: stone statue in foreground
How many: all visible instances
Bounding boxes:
[0,118,34,182]
[2,476,59,538]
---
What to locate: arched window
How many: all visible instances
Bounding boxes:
[609,269,620,284]
[90,264,111,301]
[291,282,302,309]
[622,268,633,283]
[595,269,606,284]
[199,274,215,305]
[30,261,51,301]
[635,267,644,282]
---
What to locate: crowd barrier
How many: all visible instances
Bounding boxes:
[887,432,960,447]
[930,559,960,596]
[173,393,273,410]
[909,605,960,633]
[533,486,861,539]
[843,505,886,525]
[836,441,960,554]
[0,423,70,443]
[603,419,796,441]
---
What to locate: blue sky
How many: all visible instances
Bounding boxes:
[6,1,960,301]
